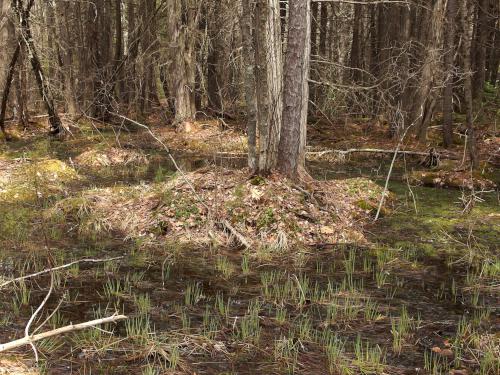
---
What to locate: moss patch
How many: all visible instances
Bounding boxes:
[0,159,80,203]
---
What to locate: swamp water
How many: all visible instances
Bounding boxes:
[0,144,498,374]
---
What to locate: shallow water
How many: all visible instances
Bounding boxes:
[0,149,498,374]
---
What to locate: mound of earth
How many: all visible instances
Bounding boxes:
[74,147,149,167]
[52,168,390,249]
[409,170,496,190]
[0,158,80,203]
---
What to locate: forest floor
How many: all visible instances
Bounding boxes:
[0,98,499,374]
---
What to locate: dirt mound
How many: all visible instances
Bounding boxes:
[74,147,149,167]
[409,170,496,190]
[52,168,389,248]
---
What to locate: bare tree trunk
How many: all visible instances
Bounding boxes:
[487,1,499,85]
[14,46,28,128]
[414,0,445,142]
[56,0,78,117]
[254,0,283,174]
[443,0,457,148]
[167,0,200,125]
[277,0,310,179]
[12,0,62,134]
[460,0,479,169]
[241,0,258,171]
[114,0,124,102]
[472,0,489,100]
[207,1,223,112]
[0,44,20,139]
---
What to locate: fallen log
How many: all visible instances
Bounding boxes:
[0,314,127,353]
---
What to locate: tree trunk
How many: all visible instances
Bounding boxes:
[56,0,78,117]
[472,0,490,100]
[0,44,20,139]
[277,0,310,179]
[14,46,28,128]
[487,2,499,85]
[241,0,258,171]
[414,0,445,142]
[460,0,479,169]
[207,1,223,112]
[167,0,200,125]
[12,0,62,134]
[254,0,283,174]
[114,0,124,101]
[443,0,457,148]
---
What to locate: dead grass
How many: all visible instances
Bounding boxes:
[74,147,149,168]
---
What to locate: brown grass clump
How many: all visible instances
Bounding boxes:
[74,147,149,167]
[52,167,388,249]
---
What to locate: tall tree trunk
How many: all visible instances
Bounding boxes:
[167,0,200,125]
[350,4,362,82]
[254,0,283,174]
[126,0,138,105]
[460,0,479,169]
[241,0,258,171]
[207,1,223,112]
[472,0,490,100]
[487,2,499,85]
[277,0,310,179]
[12,0,62,134]
[14,46,28,128]
[414,0,445,142]
[0,44,20,139]
[114,0,124,101]
[443,0,457,148]
[56,0,78,117]
[309,0,319,106]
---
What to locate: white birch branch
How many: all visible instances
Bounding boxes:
[0,314,128,353]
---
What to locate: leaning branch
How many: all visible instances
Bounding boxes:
[0,256,123,289]
[220,220,251,249]
[0,314,127,353]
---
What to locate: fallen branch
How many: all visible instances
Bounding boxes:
[308,148,430,158]
[0,314,127,353]
[215,148,459,161]
[0,256,123,289]
[220,220,251,249]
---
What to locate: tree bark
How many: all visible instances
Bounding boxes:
[278,0,310,179]
[472,0,489,100]
[443,0,457,148]
[0,44,20,139]
[207,0,223,112]
[460,0,479,169]
[241,0,258,171]
[487,2,499,85]
[254,0,283,174]
[167,0,200,125]
[12,0,62,134]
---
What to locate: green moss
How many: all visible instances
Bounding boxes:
[0,159,80,203]
[257,207,276,229]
